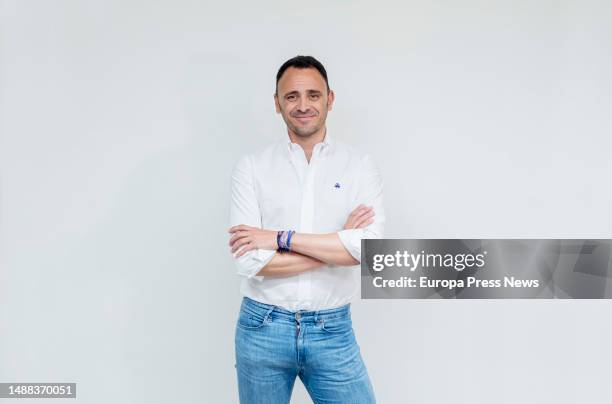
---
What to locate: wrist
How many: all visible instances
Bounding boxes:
[277,230,296,252]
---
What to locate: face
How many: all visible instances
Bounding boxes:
[274,67,335,138]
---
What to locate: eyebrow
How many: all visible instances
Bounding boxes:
[282,89,323,97]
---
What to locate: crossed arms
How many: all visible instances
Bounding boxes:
[228,154,385,280]
[228,204,375,277]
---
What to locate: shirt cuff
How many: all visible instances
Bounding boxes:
[234,248,276,282]
[337,228,365,263]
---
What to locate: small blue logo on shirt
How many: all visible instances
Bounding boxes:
[334,182,341,189]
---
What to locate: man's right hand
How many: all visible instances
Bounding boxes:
[343,204,375,230]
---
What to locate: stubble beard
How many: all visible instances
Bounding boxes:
[283,106,327,138]
[290,122,323,138]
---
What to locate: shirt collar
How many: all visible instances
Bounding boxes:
[284,131,333,156]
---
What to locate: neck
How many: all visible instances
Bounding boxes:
[287,126,327,154]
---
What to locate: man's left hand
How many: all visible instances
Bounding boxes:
[228,225,278,257]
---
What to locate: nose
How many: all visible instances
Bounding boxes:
[297,97,309,113]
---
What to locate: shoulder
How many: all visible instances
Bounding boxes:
[232,139,284,172]
[251,139,284,163]
[332,139,380,169]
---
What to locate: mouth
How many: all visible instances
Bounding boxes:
[295,115,316,123]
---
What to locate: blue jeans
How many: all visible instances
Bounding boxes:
[235,297,376,404]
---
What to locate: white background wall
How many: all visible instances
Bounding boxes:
[1,1,611,403]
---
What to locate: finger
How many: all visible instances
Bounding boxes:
[345,214,360,228]
[231,237,251,253]
[343,220,356,230]
[232,238,250,253]
[228,225,243,233]
[236,242,254,258]
[229,231,249,246]
[356,208,375,218]
[356,218,374,229]
[354,216,375,229]
[349,204,368,215]
[353,218,366,228]
[349,207,368,220]
[355,204,366,211]
[353,209,375,223]
[229,224,253,234]
[229,230,248,244]
[345,206,372,229]
[347,214,366,229]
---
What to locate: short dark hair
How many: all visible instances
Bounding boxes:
[275,55,330,94]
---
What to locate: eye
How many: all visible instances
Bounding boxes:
[309,94,320,100]
[286,95,296,101]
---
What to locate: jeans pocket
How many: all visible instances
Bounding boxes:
[317,315,352,334]
[237,309,271,330]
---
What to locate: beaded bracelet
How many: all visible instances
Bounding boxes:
[277,230,295,252]
[286,230,295,250]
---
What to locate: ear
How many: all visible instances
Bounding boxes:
[274,93,281,113]
[326,89,335,111]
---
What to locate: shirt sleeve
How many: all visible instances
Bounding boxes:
[337,153,385,263]
[229,155,276,281]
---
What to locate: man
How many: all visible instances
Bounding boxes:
[228,55,384,404]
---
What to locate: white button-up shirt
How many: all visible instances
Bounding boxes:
[229,133,385,311]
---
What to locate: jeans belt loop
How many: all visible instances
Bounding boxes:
[264,306,275,323]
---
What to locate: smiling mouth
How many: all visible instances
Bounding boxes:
[295,115,316,122]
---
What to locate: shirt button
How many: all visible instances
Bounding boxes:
[295,312,301,320]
